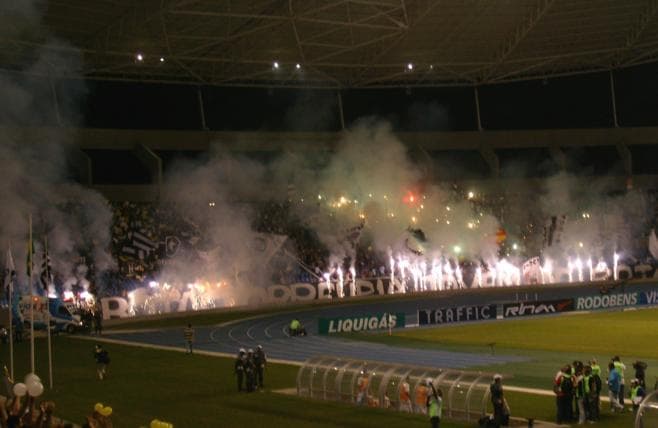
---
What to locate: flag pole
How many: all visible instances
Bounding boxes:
[29,214,34,374]
[45,235,53,389]
[7,243,14,381]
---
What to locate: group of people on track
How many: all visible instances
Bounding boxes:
[234,346,267,393]
[553,356,647,424]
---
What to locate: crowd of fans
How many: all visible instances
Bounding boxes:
[103,193,658,296]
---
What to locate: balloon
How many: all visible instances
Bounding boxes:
[150,420,161,428]
[27,381,44,397]
[12,383,27,397]
[24,373,40,385]
[99,406,112,417]
[94,403,104,412]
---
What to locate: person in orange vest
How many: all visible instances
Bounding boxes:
[399,375,412,412]
[356,369,370,405]
[415,379,430,414]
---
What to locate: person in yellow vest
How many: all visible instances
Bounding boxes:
[583,365,597,422]
[356,370,370,405]
[289,319,300,336]
[289,318,306,336]
[426,381,443,428]
[399,375,412,412]
[630,378,645,414]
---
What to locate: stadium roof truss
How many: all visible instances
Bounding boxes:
[2,0,658,88]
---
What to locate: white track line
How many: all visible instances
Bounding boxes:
[226,325,252,347]
[264,323,274,338]
[71,335,303,366]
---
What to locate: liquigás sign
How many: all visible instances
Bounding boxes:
[318,313,405,335]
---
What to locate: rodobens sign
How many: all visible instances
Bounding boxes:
[318,313,406,335]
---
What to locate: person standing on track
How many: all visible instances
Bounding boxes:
[254,345,267,389]
[234,348,246,392]
[93,304,103,336]
[183,323,194,354]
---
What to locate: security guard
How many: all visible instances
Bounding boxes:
[589,359,602,420]
[583,365,597,422]
[490,374,506,426]
[254,345,267,389]
[630,378,645,414]
[426,381,443,428]
[554,365,574,424]
[234,348,246,392]
[245,349,256,392]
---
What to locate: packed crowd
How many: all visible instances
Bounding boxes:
[553,356,647,425]
[4,186,657,301]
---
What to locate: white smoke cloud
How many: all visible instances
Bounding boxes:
[0,1,114,292]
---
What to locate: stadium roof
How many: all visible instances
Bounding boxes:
[3,0,658,88]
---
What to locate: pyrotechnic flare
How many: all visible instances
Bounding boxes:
[349,266,356,297]
[575,258,583,282]
[389,256,395,294]
[336,267,344,298]
[613,253,619,280]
